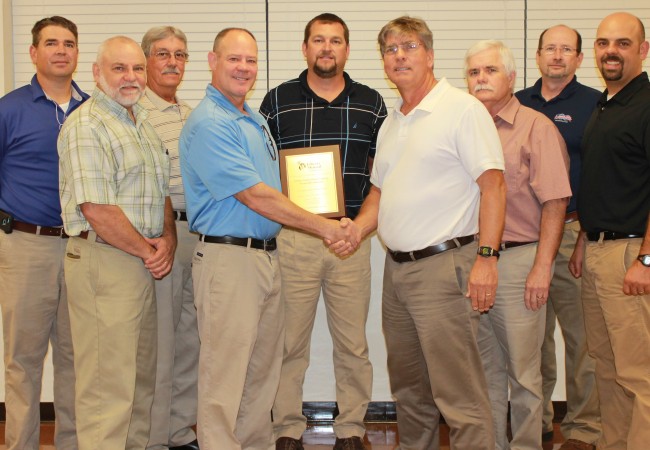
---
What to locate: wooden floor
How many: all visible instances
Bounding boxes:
[0,422,567,449]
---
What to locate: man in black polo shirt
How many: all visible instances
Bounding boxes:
[574,11,650,449]
[260,13,386,450]
[516,24,601,449]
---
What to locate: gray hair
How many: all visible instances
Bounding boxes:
[464,40,516,77]
[378,16,433,55]
[141,26,188,57]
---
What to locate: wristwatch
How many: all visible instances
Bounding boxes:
[477,246,500,260]
[638,254,650,267]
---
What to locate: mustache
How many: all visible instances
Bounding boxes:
[601,55,623,64]
[162,66,181,75]
[119,83,142,90]
[473,84,494,93]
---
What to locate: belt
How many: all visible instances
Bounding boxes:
[586,231,643,242]
[388,235,475,263]
[174,211,187,221]
[565,211,578,224]
[500,241,537,250]
[13,220,68,238]
[200,234,277,251]
[77,230,110,245]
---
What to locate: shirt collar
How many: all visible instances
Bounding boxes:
[494,94,520,126]
[528,75,579,103]
[205,83,262,124]
[392,77,450,115]
[602,72,649,106]
[30,74,87,104]
[144,87,189,112]
[298,69,355,104]
[92,87,149,125]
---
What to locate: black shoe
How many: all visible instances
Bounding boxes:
[542,430,554,442]
[170,439,200,450]
[333,437,366,450]
[276,436,304,450]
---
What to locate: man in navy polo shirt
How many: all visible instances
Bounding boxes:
[0,16,88,450]
[516,25,601,450]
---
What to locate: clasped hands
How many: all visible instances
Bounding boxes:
[324,217,362,257]
[143,234,176,279]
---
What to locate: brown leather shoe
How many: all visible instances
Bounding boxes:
[559,439,596,450]
[276,436,304,450]
[333,436,366,450]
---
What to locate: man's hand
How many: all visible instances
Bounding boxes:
[623,260,650,296]
[466,257,498,312]
[524,263,551,311]
[325,218,361,257]
[569,232,585,279]
[143,235,175,279]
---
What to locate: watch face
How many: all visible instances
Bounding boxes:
[640,255,650,267]
[478,246,492,257]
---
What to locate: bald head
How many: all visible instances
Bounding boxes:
[595,12,649,94]
[93,36,147,110]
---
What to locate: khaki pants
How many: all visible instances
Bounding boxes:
[65,235,157,450]
[582,238,650,449]
[0,230,76,450]
[148,220,199,449]
[542,221,600,443]
[272,229,372,440]
[478,243,545,450]
[193,241,283,450]
[383,242,494,450]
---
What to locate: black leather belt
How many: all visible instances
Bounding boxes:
[174,211,187,221]
[586,231,643,242]
[500,241,537,250]
[200,234,277,251]
[77,230,110,245]
[388,235,475,263]
[13,220,68,238]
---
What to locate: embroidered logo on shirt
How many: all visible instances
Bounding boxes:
[554,113,573,124]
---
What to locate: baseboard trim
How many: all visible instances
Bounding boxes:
[0,401,568,423]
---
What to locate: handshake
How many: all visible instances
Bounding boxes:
[322,217,363,257]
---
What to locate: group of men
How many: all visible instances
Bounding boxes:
[0,9,648,450]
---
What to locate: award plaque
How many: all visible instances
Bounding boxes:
[279,145,345,218]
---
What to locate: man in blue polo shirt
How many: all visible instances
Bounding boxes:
[516,25,601,450]
[0,16,88,450]
[180,27,360,450]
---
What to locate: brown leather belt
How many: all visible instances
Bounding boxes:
[500,241,537,250]
[586,231,643,242]
[565,211,578,224]
[388,235,475,263]
[77,230,110,245]
[200,234,277,251]
[13,220,68,238]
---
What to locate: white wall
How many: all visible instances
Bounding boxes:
[1,0,649,404]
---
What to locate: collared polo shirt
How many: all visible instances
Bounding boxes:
[180,84,282,240]
[260,70,386,219]
[0,75,88,226]
[139,88,192,211]
[579,72,650,234]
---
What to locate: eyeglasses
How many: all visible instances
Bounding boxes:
[261,126,277,161]
[153,50,189,62]
[383,41,424,56]
[540,45,577,56]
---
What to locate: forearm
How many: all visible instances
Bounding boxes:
[235,182,333,239]
[533,197,569,270]
[162,197,177,247]
[639,212,650,255]
[80,202,154,260]
[476,169,506,248]
[354,185,380,239]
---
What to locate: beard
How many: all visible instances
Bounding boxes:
[97,73,144,108]
[312,53,339,79]
[599,55,624,81]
